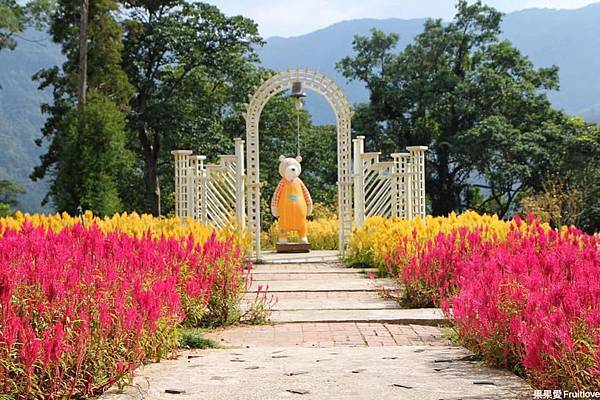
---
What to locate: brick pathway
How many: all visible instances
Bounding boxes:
[206,322,450,347]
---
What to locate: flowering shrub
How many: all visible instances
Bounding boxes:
[372,213,600,390]
[345,211,530,273]
[390,227,487,307]
[0,221,255,399]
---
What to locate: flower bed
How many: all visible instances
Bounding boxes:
[0,211,251,251]
[446,222,600,390]
[345,211,534,273]
[0,216,257,399]
[263,217,339,250]
[348,213,600,389]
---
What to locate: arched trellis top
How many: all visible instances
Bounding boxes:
[243,69,353,126]
[243,69,354,259]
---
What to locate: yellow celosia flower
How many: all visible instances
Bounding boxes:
[345,211,551,269]
[264,217,339,250]
[0,211,251,253]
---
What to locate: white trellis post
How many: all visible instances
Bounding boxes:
[171,150,193,219]
[234,138,245,227]
[391,152,411,219]
[195,155,207,222]
[407,146,428,218]
[353,135,365,227]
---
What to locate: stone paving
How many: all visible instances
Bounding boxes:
[101,257,532,399]
[102,347,531,400]
[245,261,443,324]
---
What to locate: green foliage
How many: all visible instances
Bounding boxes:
[0,203,10,216]
[0,178,24,216]
[0,0,51,52]
[32,0,134,214]
[541,117,600,232]
[337,0,568,218]
[0,178,24,204]
[178,328,220,349]
[78,94,133,216]
[121,0,263,215]
[51,92,134,215]
[0,0,25,51]
[300,125,338,204]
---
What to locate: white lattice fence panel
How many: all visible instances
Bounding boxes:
[171,139,245,230]
[202,156,239,230]
[390,153,412,219]
[172,150,193,218]
[353,136,428,227]
[364,161,393,218]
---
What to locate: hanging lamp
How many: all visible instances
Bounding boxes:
[289,81,307,157]
[290,81,307,110]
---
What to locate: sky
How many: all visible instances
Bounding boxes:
[203,0,599,38]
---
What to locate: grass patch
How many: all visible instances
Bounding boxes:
[441,326,461,345]
[179,327,220,349]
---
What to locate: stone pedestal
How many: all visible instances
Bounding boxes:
[276,242,311,253]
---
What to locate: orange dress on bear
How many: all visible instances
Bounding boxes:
[271,178,312,238]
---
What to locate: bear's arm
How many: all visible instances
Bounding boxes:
[299,179,313,215]
[271,179,286,216]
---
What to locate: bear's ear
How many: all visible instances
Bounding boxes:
[295,155,302,163]
[279,155,286,162]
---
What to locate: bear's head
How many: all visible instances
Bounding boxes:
[278,155,302,182]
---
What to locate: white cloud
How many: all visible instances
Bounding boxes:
[204,0,599,38]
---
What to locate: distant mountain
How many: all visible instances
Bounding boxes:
[256,3,600,124]
[257,18,428,124]
[1,4,600,212]
[0,30,61,212]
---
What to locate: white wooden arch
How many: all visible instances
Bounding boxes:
[244,69,353,259]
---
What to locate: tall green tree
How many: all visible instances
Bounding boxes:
[121,1,263,215]
[337,1,562,217]
[32,0,134,215]
[542,116,600,232]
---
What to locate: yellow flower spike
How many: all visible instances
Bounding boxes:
[0,211,250,254]
[345,211,551,271]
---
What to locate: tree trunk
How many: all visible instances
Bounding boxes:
[139,126,161,216]
[78,0,89,105]
[430,146,460,216]
[143,147,161,216]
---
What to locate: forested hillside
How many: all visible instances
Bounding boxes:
[0,29,60,211]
